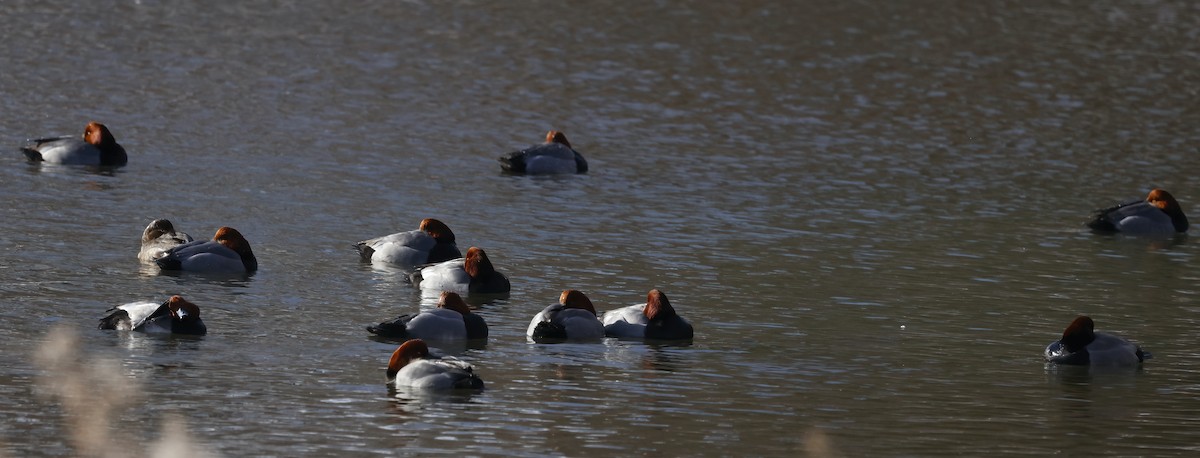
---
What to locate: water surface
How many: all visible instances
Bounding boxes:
[2,0,1200,456]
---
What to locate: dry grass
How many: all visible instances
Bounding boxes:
[803,428,845,458]
[32,326,217,458]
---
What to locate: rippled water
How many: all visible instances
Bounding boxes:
[3,0,1200,456]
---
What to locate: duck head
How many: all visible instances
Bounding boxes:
[419,218,456,243]
[165,295,202,323]
[1146,188,1188,232]
[463,247,496,279]
[143,219,178,243]
[83,121,118,147]
[644,289,679,323]
[545,130,571,149]
[1060,316,1096,353]
[438,291,471,315]
[214,227,257,271]
[559,289,597,315]
[387,339,431,380]
[164,295,206,335]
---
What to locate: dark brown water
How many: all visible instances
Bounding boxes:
[2,0,1200,456]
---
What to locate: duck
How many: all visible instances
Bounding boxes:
[155,226,257,273]
[354,218,461,270]
[386,339,484,390]
[601,289,694,341]
[21,121,128,166]
[367,291,488,341]
[498,130,588,174]
[1044,316,1149,366]
[98,295,207,335]
[138,219,194,263]
[1087,188,1188,235]
[409,247,510,294]
[527,289,605,342]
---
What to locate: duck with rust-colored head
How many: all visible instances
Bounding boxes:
[386,339,484,390]
[22,121,128,166]
[527,289,605,343]
[138,219,194,263]
[602,289,694,341]
[498,130,588,174]
[155,226,257,274]
[1087,188,1188,236]
[409,246,510,294]
[98,295,207,335]
[354,218,461,271]
[1044,316,1149,366]
[367,291,488,341]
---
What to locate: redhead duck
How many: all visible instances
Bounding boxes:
[155,227,257,273]
[386,339,484,390]
[1087,188,1188,235]
[21,121,128,166]
[409,247,510,294]
[367,292,488,341]
[601,289,694,341]
[527,290,605,342]
[98,295,207,335]
[498,130,588,174]
[355,218,461,270]
[1044,316,1149,366]
[138,219,194,263]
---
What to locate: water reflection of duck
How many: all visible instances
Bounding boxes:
[1087,188,1188,236]
[1044,316,1148,366]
